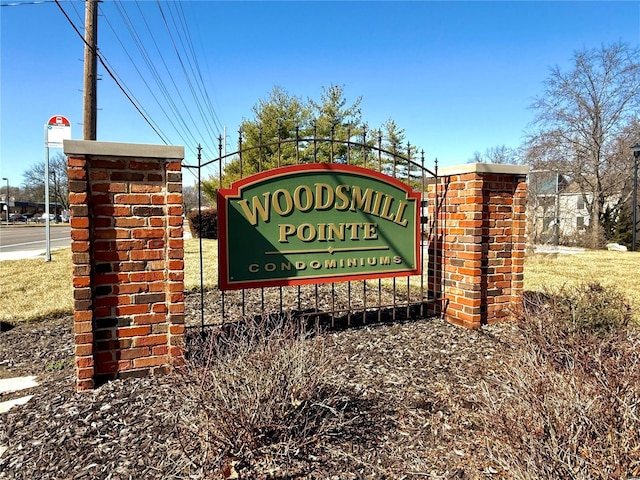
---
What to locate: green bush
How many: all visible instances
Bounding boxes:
[187,208,218,239]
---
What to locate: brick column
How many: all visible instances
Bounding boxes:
[429,163,528,329]
[64,140,185,390]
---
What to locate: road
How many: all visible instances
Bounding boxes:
[0,225,71,260]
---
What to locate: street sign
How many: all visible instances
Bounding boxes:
[45,115,71,148]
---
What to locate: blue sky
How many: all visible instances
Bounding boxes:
[1,1,639,187]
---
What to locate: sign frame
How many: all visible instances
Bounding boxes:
[218,163,422,290]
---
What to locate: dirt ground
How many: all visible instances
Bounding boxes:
[0,291,520,479]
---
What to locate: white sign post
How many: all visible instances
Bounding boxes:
[44,116,71,262]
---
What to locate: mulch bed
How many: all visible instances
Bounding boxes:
[0,289,520,479]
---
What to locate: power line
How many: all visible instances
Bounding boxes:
[53,0,169,144]
[173,0,224,135]
[53,0,225,163]
[108,0,210,155]
[106,0,192,147]
[161,0,220,144]
[66,0,85,36]
[0,0,55,6]
[99,11,176,144]
[155,0,220,155]
[112,0,224,158]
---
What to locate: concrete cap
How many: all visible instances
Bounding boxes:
[63,140,184,160]
[439,162,529,176]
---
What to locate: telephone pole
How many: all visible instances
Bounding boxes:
[83,0,98,140]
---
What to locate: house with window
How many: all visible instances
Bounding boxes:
[528,170,591,245]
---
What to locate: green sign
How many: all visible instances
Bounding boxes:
[218,163,421,290]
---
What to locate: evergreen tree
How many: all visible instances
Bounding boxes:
[202,85,418,204]
[307,84,362,164]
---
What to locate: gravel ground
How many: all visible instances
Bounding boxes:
[0,289,520,479]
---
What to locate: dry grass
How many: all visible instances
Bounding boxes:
[524,250,640,320]
[3,241,639,324]
[184,238,218,291]
[0,248,73,324]
[0,238,217,324]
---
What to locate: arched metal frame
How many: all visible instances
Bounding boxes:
[184,127,441,330]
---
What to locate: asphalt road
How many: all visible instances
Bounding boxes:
[0,225,71,260]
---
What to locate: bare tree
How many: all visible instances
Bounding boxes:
[468,145,521,164]
[469,150,484,163]
[21,153,69,211]
[527,42,639,247]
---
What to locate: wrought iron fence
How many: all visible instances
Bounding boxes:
[183,126,441,330]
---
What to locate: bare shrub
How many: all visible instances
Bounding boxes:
[171,315,344,478]
[480,283,640,479]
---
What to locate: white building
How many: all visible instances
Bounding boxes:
[528,170,591,245]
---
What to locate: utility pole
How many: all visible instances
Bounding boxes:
[83,0,98,140]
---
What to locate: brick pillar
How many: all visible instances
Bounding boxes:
[64,140,185,390]
[429,163,528,329]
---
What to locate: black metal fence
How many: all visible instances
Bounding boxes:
[183,127,441,330]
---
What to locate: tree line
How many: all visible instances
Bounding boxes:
[18,42,639,248]
[200,84,417,201]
